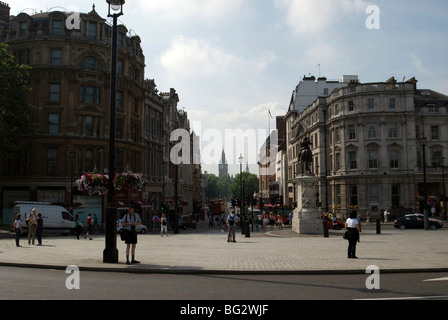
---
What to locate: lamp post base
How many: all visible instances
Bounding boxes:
[103,206,119,263]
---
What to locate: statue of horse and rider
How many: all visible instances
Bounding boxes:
[299,137,313,175]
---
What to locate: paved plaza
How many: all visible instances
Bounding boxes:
[1,222,447,274]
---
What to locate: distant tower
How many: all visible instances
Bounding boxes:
[218,149,228,177]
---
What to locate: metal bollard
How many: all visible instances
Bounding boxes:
[376,219,381,234]
[323,220,329,237]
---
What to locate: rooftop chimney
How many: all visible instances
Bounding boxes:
[0,2,10,22]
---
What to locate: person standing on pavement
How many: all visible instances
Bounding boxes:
[36,213,43,246]
[73,213,83,240]
[384,209,389,223]
[85,213,93,240]
[345,210,360,259]
[226,210,238,243]
[122,205,142,265]
[13,214,23,247]
[26,208,38,245]
[160,213,168,237]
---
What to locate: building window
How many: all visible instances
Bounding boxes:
[348,124,356,140]
[389,98,396,109]
[116,119,123,139]
[368,151,378,169]
[48,114,59,134]
[349,151,357,169]
[349,185,358,206]
[50,49,62,65]
[432,150,443,167]
[431,126,439,140]
[335,127,341,143]
[79,86,101,104]
[117,60,124,75]
[88,22,97,39]
[367,98,375,110]
[85,116,94,136]
[20,22,27,36]
[369,184,379,203]
[52,20,63,35]
[47,148,58,173]
[348,101,354,111]
[336,185,341,205]
[335,152,341,171]
[391,184,400,206]
[117,91,123,109]
[49,84,60,101]
[81,56,102,71]
[390,150,399,168]
[368,124,377,139]
[388,123,398,138]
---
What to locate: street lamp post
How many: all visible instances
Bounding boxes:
[441,157,446,221]
[420,136,429,230]
[103,0,125,263]
[239,154,244,234]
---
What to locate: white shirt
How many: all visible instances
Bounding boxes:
[345,218,359,228]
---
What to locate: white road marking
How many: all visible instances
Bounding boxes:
[423,277,448,282]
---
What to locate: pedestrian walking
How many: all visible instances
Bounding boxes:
[261,212,268,231]
[384,209,389,223]
[26,208,38,245]
[152,214,160,233]
[36,213,43,246]
[277,214,283,230]
[73,213,83,240]
[85,213,93,240]
[344,211,360,259]
[13,214,23,247]
[226,210,238,243]
[160,213,169,237]
[122,205,142,265]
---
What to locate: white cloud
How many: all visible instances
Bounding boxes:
[130,0,246,22]
[159,36,277,79]
[275,0,367,35]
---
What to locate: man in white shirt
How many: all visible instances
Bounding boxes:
[226,211,239,243]
[122,205,142,265]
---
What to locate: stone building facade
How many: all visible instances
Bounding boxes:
[0,4,203,225]
[286,77,448,220]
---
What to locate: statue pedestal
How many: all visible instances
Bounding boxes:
[292,174,323,235]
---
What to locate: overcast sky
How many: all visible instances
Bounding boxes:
[12,0,448,175]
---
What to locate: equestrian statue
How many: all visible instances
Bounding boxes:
[299,137,313,175]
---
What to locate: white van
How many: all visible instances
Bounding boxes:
[10,202,74,235]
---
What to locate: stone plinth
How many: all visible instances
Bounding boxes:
[292,174,323,235]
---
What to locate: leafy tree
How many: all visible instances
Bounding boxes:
[229,172,259,199]
[0,43,35,159]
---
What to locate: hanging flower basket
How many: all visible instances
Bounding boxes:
[76,173,109,196]
[113,172,144,192]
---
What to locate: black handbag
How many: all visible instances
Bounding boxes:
[343,231,349,240]
[119,229,129,241]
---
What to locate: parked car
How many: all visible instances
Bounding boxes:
[116,219,147,234]
[328,219,345,230]
[178,215,197,230]
[394,214,443,230]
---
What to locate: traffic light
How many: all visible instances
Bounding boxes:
[277,195,283,206]
[246,195,251,206]
[237,199,241,207]
[231,199,236,207]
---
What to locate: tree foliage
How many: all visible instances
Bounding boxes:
[0,43,35,158]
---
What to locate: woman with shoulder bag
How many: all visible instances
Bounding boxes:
[345,210,360,259]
